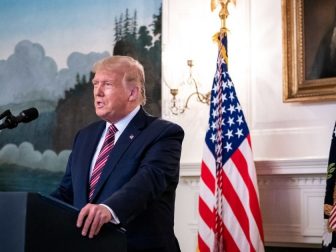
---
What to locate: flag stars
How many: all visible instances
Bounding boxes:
[222,93,227,102]
[211,122,217,131]
[222,81,228,90]
[225,129,233,139]
[228,79,234,89]
[212,96,219,106]
[235,128,244,138]
[224,142,232,152]
[210,134,216,143]
[212,109,219,118]
[227,104,235,114]
[221,106,226,114]
[236,116,244,125]
[227,117,235,127]
[229,92,235,101]
[236,104,242,114]
[213,82,220,93]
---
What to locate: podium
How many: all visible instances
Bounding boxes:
[0,192,126,252]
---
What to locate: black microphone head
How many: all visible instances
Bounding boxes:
[20,107,39,123]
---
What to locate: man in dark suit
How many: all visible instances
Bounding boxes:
[51,56,184,252]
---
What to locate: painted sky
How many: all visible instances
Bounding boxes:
[0,0,161,106]
[0,0,161,69]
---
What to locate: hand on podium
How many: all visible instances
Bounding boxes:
[77,203,112,239]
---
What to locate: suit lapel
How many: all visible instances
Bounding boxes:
[90,108,154,201]
[79,121,105,202]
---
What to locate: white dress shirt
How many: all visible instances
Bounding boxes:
[89,105,140,223]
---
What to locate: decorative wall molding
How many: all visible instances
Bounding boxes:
[301,189,325,237]
[257,175,325,187]
[255,158,327,175]
[179,176,199,187]
[177,158,327,247]
[180,157,328,177]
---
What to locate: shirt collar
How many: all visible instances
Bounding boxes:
[105,105,140,134]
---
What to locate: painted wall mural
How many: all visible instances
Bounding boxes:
[0,0,162,193]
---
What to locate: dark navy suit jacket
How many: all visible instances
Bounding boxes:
[51,108,184,251]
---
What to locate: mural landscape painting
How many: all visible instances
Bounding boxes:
[0,0,162,194]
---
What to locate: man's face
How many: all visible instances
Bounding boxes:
[92,69,131,123]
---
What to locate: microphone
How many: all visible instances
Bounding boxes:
[0,108,39,130]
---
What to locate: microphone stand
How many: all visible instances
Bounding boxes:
[0,110,16,131]
[0,110,11,121]
[0,110,9,133]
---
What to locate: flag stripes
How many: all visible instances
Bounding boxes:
[199,139,264,251]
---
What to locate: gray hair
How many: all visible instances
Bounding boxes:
[92,55,146,105]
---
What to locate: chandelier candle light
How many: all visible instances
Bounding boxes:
[166,59,211,115]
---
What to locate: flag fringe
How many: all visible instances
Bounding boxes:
[212,32,229,65]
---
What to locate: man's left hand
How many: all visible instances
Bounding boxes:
[76,203,112,238]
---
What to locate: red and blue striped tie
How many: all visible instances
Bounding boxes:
[89,124,118,201]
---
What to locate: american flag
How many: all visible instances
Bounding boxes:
[198,32,264,252]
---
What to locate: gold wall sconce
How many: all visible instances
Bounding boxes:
[165,60,211,115]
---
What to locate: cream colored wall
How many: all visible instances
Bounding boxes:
[162,0,336,251]
[250,0,336,160]
[163,0,336,162]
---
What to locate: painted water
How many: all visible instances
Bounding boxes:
[0,164,64,194]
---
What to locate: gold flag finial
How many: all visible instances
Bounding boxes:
[211,0,236,32]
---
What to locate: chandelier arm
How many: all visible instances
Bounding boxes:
[190,77,203,100]
[170,106,179,115]
[189,77,211,104]
[184,91,209,109]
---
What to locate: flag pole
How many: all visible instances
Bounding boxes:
[211,0,236,65]
[211,0,236,32]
